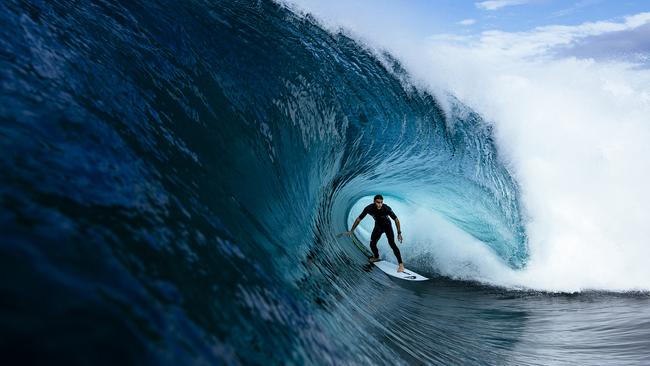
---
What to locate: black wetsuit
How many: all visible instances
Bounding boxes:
[358,203,403,264]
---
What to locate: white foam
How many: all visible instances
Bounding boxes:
[413,45,650,292]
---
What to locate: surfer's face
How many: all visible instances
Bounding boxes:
[374,199,383,209]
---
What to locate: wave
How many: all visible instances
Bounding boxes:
[4,0,648,364]
[288,1,650,292]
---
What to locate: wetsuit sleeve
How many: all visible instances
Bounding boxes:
[387,206,397,220]
[358,206,369,220]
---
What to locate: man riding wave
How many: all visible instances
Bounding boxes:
[344,194,405,273]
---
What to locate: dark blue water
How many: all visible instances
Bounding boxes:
[1,0,649,364]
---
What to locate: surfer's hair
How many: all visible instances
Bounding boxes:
[374,194,383,201]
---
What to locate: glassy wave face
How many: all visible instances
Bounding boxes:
[14,0,646,364]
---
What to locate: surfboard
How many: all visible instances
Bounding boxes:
[373,260,429,281]
[347,232,429,281]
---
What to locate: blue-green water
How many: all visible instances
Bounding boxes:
[1,0,649,364]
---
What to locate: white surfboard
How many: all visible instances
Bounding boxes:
[373,260,428,281]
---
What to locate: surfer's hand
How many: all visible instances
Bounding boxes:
[337,231,353,238]
[398,233,403,243]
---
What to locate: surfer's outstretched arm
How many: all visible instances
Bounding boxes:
[344,217,362,236]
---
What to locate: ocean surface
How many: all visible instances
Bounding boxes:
[1,0,649,364]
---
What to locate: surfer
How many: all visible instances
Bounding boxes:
[344,195,404,272]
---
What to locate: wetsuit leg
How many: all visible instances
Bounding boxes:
[369,226,382,258]
[385,226,403,264]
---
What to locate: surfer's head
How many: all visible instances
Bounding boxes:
[373,194,383,209]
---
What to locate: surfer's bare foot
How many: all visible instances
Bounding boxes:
[368,256,380,263]
[397,263,405,273]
